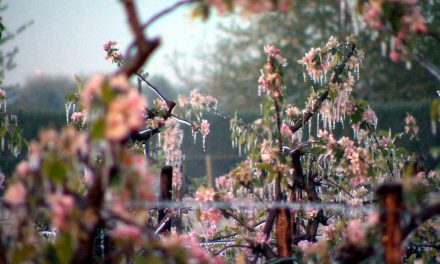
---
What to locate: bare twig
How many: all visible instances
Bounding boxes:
[403,201,440,238]
[221,209,255,232]
[414,51,440,82]
[135,72,171,104]
[142,0,197,30]
[213,244,252,256]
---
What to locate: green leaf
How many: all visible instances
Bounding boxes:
[42,157,67,183]
[100,81,114,104]
[91,118,105,140]
[56,232,74,264]
[430,98,440,121]
[196,207,202,222]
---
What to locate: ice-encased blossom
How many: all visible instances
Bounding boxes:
[163,119,184,168]
[195,187,216,202]
[260,140,277,163]
[200,119,210,137]
[362,108,377,126]
[189,89,217,109]
[264,44,281,55]
[286,106,300,119]
[404,112,419,140]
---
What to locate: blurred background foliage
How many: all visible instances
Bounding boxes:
[1,0,439,182]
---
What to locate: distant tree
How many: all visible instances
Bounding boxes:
[179,1,439,111]
[14,75,75,113]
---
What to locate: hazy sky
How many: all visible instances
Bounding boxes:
[3,0,223,87]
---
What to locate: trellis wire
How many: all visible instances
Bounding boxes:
[125,199,375,213]
[0,199,375,212]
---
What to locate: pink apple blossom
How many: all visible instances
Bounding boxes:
[280,123,293,138]
[71,111,84,122]
[48,193,75,230]
[255,231,267,244]
[298,240,315,252]
[4,182,27,206]
[390,51,400,62]
[15,161,29,178]
[346,220,367,245]
[195,187,216,202]
[112,224,143,244]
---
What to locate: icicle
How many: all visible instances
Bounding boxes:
[65,102,72,124]
[356,63,360,80]
[308,119,312,140]
[431,120,437,135]
[316,113,320,136]
[381,41,386,57]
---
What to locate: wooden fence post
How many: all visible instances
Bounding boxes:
[377,184,403,264]
[205,155,213,188]
[158,166,173,235]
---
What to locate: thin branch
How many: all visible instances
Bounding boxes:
[427,28,440,43]
[213,244,252,256]
[135,72,171,104]
[403,201,440,238]
[323,178,354,199]
[408,243,440,250]
[154,216,171,235]
[206,104,254,131]
[142,0,197,30]
[210,221,265,241]
[171,114,194,127]
[414,51,440,82]
[221,209,255,232]
[104,207,153,239]
[366,123,395,178]
[247,239,277,260]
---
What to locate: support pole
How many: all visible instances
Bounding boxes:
[158,166,173,235]
[205,154,213,188]
[377,184,403,264]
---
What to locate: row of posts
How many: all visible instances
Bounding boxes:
[158,163,404,264]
